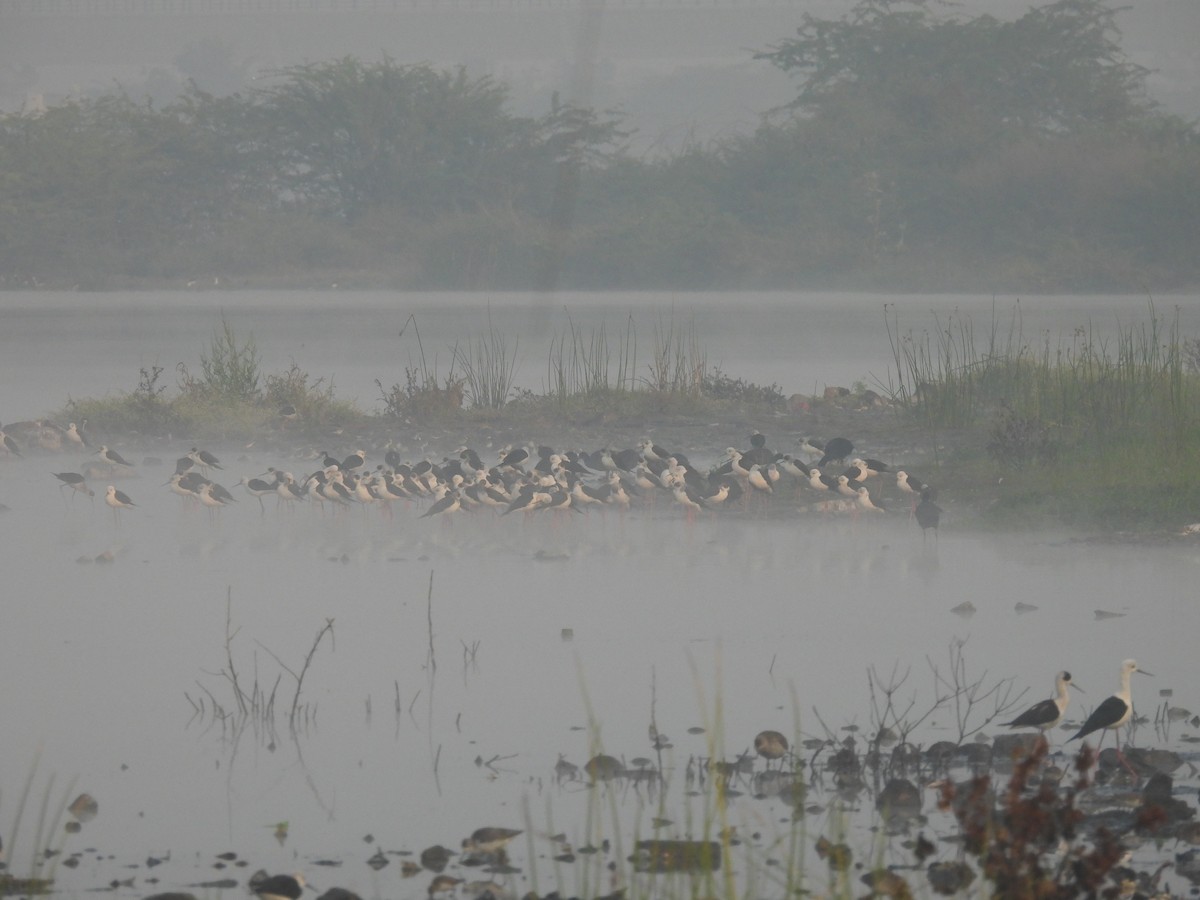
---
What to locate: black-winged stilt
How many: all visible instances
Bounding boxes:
[238,473,280,512]
[188,447,222,471]
[855,486,886,512]
[0,423,23,457]
[54,472,94,503]
[98,445,133,468]
[808,468,837,493]
[421,489,462,519]
[1002,671,1080,731]
[105,485,136,520]
[1069,659,1152,767]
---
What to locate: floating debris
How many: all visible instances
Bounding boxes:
[951,601,976,618]
[687,726,706,735]
[367,849,388,871]
[1094,610,1126,621]
[630,840,721,873]
[1014,602,1038,614]
[560,628,573,641]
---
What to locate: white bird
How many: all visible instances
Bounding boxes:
[66,421,89,448]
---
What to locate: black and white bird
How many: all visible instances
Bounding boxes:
[54,471,94,503]
[1069,659,1152,761]
[1002,671,1080,732]
[238,472,281,512]
[188,447,222,471]
[0,422,23,457]
[895,470,927,497]
[250,872,306,900]
[855,486,886,512]
[340,449,366,473]
[97,445,133,468]
[105,484,136,520]
[850,457,889,478]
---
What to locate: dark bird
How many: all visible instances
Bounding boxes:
[250,872,306,900]
[816,437,854,468]
[915,487,942,541]
[1002,671,1080,731]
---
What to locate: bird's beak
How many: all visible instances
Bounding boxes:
[1136,668,1154,677]
[1074,684,1085,693]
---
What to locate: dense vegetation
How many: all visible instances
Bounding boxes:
[1,0,1197,292]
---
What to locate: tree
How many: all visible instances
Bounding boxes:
[756,0,1158,140]
[254,57,536,222]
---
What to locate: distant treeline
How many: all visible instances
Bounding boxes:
[2,0,1197,292]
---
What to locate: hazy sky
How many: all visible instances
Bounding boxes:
[3,0,1197,152]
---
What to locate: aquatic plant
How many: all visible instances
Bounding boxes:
[884,300,1200,528]
[936,738,1129,897]
[0,753,80,894]
[186,315,262,402]
[454,315,519,410]
[186,590,335,743]
[546,313,637,405]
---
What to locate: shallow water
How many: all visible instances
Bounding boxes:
[2,291,1199,898]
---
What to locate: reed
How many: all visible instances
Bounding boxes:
[546,313,637,404]
[886,300,1195,444]
[644,314,706,395]
[885,300,1200,526]
[454,312,519,410]
[0,752,78,894]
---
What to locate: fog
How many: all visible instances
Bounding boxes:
[2,292,1199,898]
[4,1,1199,152]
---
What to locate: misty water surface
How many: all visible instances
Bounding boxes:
[1,291,1198,898]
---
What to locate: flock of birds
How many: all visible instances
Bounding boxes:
[24,425,944,535]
